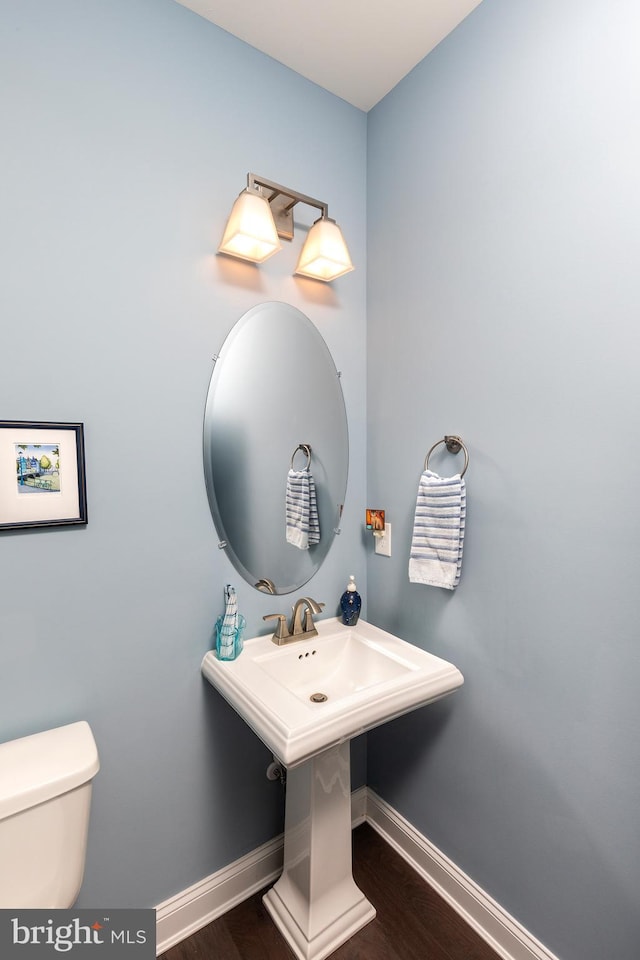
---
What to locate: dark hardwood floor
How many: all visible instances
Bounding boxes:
[159,823,502,960]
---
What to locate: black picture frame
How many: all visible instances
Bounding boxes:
[0,421,87,531]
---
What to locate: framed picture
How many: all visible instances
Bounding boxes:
[0,421,87,531]
[365,508,385,531]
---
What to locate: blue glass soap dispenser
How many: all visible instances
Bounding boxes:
[340,575,361,627]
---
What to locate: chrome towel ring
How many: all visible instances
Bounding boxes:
[290,443,312,470]
[424,435,469,478]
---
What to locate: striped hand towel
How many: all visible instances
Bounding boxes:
[286,468,320,550]
[217,584,238,658]
[409,470,466,589]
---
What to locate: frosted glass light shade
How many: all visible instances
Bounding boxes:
[218,191,282,264]
[295,218,354,282]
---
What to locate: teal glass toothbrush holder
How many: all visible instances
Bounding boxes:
[215,614,245,661]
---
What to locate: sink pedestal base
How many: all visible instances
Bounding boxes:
[263,743,376,960]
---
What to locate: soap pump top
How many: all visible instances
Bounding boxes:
[340,575,361,627]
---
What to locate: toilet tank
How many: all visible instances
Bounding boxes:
[0,721,100,908]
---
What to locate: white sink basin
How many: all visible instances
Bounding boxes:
[201,617,463,767]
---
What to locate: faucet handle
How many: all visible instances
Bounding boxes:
[303,601,325,632]
[263,613,290,642]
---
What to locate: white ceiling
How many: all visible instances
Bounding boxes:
[173,0,483,112]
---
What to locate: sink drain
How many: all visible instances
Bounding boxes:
[310,692,328,703]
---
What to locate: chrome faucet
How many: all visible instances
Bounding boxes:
[263,597,325,646]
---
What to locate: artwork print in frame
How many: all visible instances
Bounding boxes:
[0,421,87,531]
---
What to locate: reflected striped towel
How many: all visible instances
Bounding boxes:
[286,469,320,550]
[408,470,466,589]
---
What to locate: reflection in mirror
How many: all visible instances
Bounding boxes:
[203,302,349,595]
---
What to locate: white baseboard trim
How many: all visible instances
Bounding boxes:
[364,789,560,960]
[155,833,283,954]
[351,784,368,826]
[155,786,558,960]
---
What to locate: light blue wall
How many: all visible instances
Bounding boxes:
[3,2,639,957]
[366,2,640,959]
[0,0,367,907]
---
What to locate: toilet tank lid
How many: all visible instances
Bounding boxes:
[0,721,99,821]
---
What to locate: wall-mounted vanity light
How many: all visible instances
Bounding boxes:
[218,173,354,282]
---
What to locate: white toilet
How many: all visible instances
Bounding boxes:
[0,720,100,908]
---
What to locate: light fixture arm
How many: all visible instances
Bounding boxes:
[247,173,329,241]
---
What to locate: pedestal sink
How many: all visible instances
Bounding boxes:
[201,617,463,960]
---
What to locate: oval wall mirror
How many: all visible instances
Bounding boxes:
[203,302,349,595]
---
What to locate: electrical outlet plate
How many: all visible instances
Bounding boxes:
[374,522,392,557]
